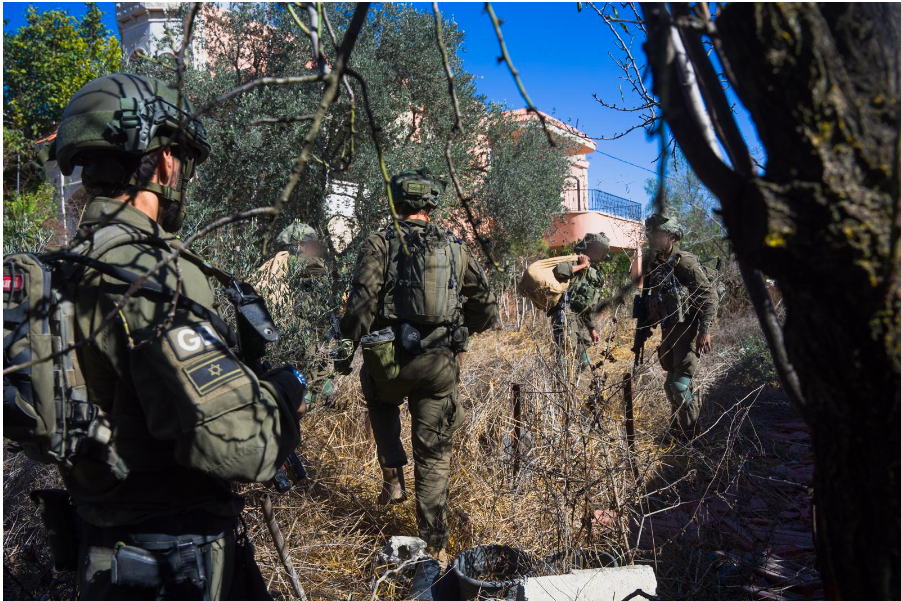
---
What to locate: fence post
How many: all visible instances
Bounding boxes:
[511,383,522,476]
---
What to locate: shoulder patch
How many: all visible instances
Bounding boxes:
[183,352,244,397]
[166,322,226,361]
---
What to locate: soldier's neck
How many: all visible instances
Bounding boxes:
[113,190,161,224]
[402,211,431,222]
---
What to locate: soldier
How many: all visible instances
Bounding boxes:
[47,74,306,600]
[548,232,611,369]
[257,221,336,407]
[336,168,498,599]
[643,213,718,439]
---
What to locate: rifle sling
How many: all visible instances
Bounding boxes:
[42,252,237,347]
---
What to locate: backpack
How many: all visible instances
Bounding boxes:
[517,255,579,311]
[700,258,728,305]
[3,226,232,479]
[381,222,465,327]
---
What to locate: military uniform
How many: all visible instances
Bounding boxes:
[340,218,497,549]
[256,225,336,406]
[548,233,609,369]
[644,239,718,434]
[36,74,305,601]
[71,200,302,600]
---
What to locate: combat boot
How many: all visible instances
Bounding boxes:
[408,547,447,600]
[377,466,407,505]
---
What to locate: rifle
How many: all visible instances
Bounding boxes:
[224,280,307,492]
[624,289,652,454]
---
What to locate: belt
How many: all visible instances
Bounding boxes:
[79,513,237,548]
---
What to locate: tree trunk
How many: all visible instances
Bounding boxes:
[651,3,901,599]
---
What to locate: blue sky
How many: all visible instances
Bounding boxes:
[3,2,761,208]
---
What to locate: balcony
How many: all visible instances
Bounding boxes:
[563,188,643,222]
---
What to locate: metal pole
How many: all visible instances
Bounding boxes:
[261,494,308,600]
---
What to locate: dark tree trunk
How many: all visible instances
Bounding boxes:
[647,3,901,599]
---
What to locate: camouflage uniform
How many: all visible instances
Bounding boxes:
[548,233,609,369]
[643,216,718,435]
[72,200,303,600]
[43,74,304,601]
[257,222,335,405]
[340,218,497,549]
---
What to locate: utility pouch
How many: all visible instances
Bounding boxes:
[450,326,469,353]
[399,322,423,355]
[361,328,399,382]
[30,489,79,572]
[111,545,163,588]
[111,540,207,599]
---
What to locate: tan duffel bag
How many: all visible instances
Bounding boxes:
[517,254,579,310]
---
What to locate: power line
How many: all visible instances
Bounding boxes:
[593,149,679,182]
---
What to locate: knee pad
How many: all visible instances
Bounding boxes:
[667,373,694,405]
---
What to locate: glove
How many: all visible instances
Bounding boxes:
[332,339,356,376]
[262,365,307,414]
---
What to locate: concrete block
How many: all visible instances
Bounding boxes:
[517,565,657,601]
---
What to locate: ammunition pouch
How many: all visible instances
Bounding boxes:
[93,529,224,601]
[399,322,469,355]
[30,489,80,572]
[111,540,209,598]
[361,328,399,381]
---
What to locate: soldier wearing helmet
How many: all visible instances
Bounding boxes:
[337,168,498,598]
[50,74,305,600]
[548,232,611,370]
[642,213,718,440]
[257,221,338,409]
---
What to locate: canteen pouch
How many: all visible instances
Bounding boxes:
[361,328,399,382]
[30,489,79,572]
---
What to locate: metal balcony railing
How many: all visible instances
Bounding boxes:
[562,188,643,222]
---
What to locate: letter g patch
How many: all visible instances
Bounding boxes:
[166,322,226,361]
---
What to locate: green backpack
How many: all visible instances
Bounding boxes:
[381,221,465,327]
[3,226,231,479]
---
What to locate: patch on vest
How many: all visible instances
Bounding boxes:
[166,322,225,361]
[183,353,243,396]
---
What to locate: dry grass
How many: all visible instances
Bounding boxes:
[3,296,791,600]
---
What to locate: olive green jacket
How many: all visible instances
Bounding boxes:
[644,245,718,333]
[340,219,498,343]
[69,199,299,528]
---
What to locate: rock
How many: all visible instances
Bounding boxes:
[375,536,429,580]
[517,565,657,601]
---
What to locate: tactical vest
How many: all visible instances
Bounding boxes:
[646,254,688,328]
[380,222,466,350]
[568,265,604,314]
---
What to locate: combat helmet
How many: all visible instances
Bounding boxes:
[390,167,448,212]
[574,232,611,254]
[644,213,683,240]
[52,73,211,231]
[275,221,319,252]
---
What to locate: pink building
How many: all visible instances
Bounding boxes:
[507,109,644,276]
